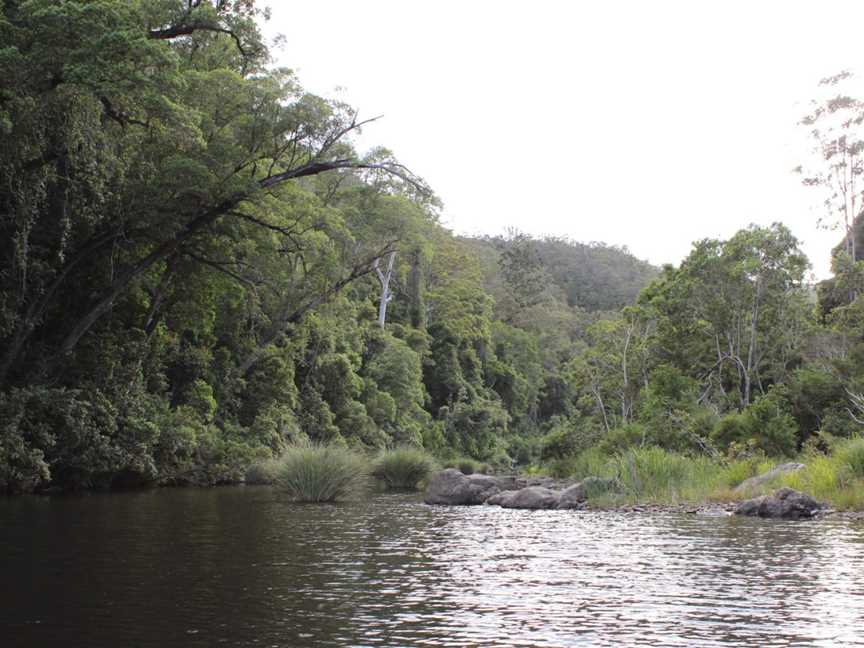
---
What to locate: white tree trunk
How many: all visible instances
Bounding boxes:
[374,251,397,329]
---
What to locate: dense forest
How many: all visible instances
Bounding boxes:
[3,0,864,495]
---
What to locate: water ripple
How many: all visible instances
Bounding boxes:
[2,489,864,646]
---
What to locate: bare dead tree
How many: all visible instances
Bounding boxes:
[373,251,397,329]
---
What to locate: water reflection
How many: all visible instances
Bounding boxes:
[1,488,863,646]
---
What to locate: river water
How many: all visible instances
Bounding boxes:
[2,487,864,647]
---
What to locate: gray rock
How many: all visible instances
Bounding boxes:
[499,486,560,510]
[486,490,518,506]
[424,469,502,505]
[556,476,620,509]
[524,476,555,488]
[490,475,525,491]
[734,462,805,493]
[735,487,826,520]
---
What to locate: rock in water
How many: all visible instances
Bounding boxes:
[498,486,560,510]
[556,477,620,509]
[734,463,805,493]
[486,490,518,507]
[424,469,501,505]
[735,487,825,520]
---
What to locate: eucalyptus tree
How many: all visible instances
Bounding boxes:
[641,224,810,410]
[797,71,864,263]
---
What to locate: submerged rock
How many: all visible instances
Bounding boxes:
[498,486,560,510]
[424,469,507,505]
[556,477,620,509]
[734,462,805,493]
[735,487,826,520]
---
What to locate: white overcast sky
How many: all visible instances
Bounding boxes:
[264,1,864,279]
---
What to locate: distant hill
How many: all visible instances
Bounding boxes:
[462,235,658,312]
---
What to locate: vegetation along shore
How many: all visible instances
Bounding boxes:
[3,1,864,515]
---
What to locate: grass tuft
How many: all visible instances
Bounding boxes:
[372,447,436,490]
[274,444,370,503]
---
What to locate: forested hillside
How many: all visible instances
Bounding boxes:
[465,235,657,313]
[2,1,864,496]
[0,0,653,492]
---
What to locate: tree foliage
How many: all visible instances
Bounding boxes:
[3,7,863,492]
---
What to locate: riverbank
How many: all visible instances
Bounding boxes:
[526,441,864,512]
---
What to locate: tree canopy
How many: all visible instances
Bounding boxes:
[2,3,864,493]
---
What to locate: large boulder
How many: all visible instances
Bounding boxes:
[735,487,826,520]
[424,469,502,505]
[556,477,620,509]
[498,486,560,510]
[734,463,805,493]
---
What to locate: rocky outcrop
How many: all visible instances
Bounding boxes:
[424,469,511,505]
[734,463,805,493]
[734,487,826,520]
[498,486,560,510]
[424,470,617,510]
[556,477,620,509]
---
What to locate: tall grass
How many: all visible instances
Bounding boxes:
[611,447,724,503]
[372,447,436,490]
[777,438,864,510]
[836,437,864,479]
[555,447,774,505]
[274,444,370,503]
[550,438,864,510]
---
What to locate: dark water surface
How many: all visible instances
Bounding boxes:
[2,487,864,647]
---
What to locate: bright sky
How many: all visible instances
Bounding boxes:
[264,1,864,279]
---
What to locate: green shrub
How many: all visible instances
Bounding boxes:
[372,447,436,490]
[819,406,861,438]
[507,435,540,466]
[274,444,370,502]
[835,437,864,479]
[245,457,283,485]
[439,396,508,461]
[598,424,649,454]
[742,396,798,456]
[712,396,797,457]
[779,369,847,442]
[185,379,217,423]
[540,425,581,461]
[0,386,164,492]
[712,413,750,450]
[457,458,479,474]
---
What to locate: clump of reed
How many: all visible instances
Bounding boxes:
[372,447,437,490]
[273,444,370,503]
